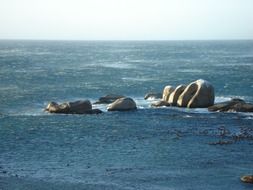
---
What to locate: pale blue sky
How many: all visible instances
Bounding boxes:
[0,0,253,40]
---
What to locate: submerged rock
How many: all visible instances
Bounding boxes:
[94,94,125,104]
[151,100,170,107]
[83,109,103,114]
[107,97,137,111]
[144,92,162,100]
[45,100,102,114]
[177,79,215,108]
[241,175,253,184]
[208,98,253,112]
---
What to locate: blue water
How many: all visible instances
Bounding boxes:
[0,40,253,189]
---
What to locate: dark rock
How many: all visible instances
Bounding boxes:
[94,94,125,104]
[68,100,92,114]
[241,175,253,184]
[208,140,234,145]
[107,97,137,111]
[83,109,103,114]
[144,92,162,100]
[151,100,170,107]
[208,98,253,112]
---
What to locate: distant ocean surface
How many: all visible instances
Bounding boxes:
[0,40,253,190]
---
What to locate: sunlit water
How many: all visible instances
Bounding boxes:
[0,40,253,190]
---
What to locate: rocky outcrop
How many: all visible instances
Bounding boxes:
[144,92,162,100]
[162,86,175,102]
[107,97,137,111]
[177,79,214,108]
[94,94,125,104]
[241,175,253,184]
[45,100,102,114]
[208,98,253,112]
[168,85,186,106]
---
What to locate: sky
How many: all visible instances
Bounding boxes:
[0,0,253,40]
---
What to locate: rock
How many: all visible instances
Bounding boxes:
[45,102,69,113]
[208,98,253,112]
[83,109,103,114]
[144,92,162,100]
[162,86,175,102]
[45,100,93,114]
[177,79,215,108]
[68,100,92,114]
[107,97,137,111]
[241,175,253,184]
[168,85,186,106]
[94,94,125,104]
[151,100,170,107]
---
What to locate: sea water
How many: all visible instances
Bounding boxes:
[0,40,253,189]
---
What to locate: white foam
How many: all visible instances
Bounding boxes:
[215,96,231,103]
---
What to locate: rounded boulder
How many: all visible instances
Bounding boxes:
[177,79,215,108]
[107,97,137,111]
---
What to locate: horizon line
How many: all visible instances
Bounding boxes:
[0,38,253,42]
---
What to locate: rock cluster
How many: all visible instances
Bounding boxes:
[45,96,137,114]
[45,100,102,114]
[153,79,215,108]
[45,79,253,114]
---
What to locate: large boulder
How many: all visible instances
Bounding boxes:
[45,100,101,114]
[94,94,125,104]
[208,98,253,112]
[168,85,186,106]
[107,97,137,111]
[144,92,162,100]
[177,79,215,108]
[162,86,175,102]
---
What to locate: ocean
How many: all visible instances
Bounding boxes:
[0,40,253,189]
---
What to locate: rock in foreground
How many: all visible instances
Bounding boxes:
[45,100,102,114]
[208,98,253,112]
[107,97,137,111]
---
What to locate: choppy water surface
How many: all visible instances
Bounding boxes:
[0,40,253,190]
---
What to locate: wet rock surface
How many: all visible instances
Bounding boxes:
[208,98,253,112]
